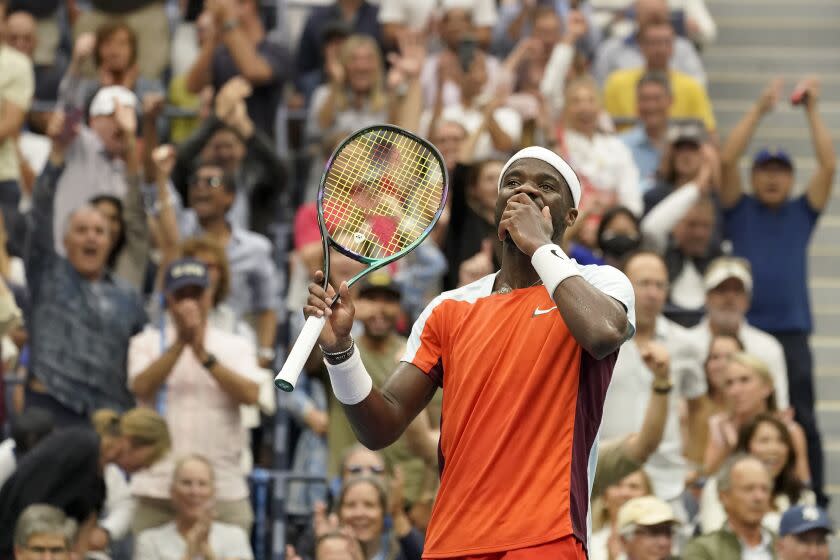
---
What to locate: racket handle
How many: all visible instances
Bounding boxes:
[274,315,327,392]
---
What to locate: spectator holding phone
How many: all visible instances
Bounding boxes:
[719,77,835,506]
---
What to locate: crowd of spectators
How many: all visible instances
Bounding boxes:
[0,0,835,559]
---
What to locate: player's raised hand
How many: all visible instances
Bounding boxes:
[306,270,355,352]
[498,193,554,256]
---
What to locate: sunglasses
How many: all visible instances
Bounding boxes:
[346,464,386,475]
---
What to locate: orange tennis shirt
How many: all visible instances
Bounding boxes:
[402,266,635,558]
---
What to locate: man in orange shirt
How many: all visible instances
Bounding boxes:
[305,146,636,559]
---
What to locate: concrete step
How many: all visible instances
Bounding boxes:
[809,253,840,277]
[812,279,840,309]
[812,217,840,247]
[815,310,840,338]
[709,76,840,102]
[707,0,840,19]
[715,18,840,47]
[704,47,840,75]
[816,374,840,400]
[813,336,840,373]
[715,107,840,131]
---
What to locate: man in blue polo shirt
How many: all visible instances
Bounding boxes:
[719,77,835,506]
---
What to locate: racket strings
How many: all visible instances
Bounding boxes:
[323,128,445,260]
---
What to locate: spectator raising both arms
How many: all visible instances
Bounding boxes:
[719,76,835,505]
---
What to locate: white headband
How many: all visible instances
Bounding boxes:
[497,146,582,208]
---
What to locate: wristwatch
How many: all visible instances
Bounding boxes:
[202,353,218,370]
[652,380,673,394]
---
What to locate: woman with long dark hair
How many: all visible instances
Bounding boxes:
[699,413,815,534]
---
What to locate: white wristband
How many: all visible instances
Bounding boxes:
[531,243,582,298]
[325,349,373,405]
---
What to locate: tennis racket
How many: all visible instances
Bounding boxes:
[275,125,449,392]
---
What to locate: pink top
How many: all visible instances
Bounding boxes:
[127,325,262,501]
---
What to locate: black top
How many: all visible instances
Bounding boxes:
[443,163,499,291]
[0,427,105,556]
[211,40,290,139]
[9,0,59,18]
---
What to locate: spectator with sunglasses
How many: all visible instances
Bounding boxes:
[128,259,262,534]
[166,157,279,369]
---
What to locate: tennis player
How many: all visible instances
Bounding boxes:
[305,146,636,559]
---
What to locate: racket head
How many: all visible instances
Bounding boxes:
[316,125,448,278]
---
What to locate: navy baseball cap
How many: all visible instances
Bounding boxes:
[778,505,833,537]
[164,258,209,295]
[753,147,793,170]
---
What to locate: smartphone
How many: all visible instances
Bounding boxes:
[58,107,83,145]
[790,87,809,106]
[457,37,478,72]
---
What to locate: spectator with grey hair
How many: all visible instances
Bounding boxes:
[683,454,774,560]
[13,504,75,560]
[22,106,146,425]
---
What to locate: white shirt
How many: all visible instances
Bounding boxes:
[600,316,705,500]
[128,325,263,501]
[563,129,643,216]
[739,527,775,560]
[419,103,522,160]
[689,317,789,410]
[0,439,16,489]
[378,0,498,27]
[134,521,253,560]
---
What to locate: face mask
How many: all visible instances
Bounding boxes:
[600,233,641,258]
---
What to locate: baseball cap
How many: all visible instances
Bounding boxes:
[779,505,833,537]
[617,496,678,533]
[704,256,753,294]
[667,120,706,146]
[89,85,139,118]
[753,147,793,170]
[321,19,352,43]
[164,258,209,295]
[358,269,401,300]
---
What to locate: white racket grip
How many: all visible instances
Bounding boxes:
[274,315,327,392]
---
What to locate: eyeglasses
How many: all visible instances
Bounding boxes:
[189,175,224,189]
[346,464,386,476]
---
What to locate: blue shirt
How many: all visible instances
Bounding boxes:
[723,195,819,333]
[620,125,661,193]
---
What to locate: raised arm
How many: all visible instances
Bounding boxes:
[305,272,438,450]
[26,111,74,290]
[387,31,426,133]
[719,79,782,208]
[621,342,671,463]
[800,78,837,211]
[211,0,277,85]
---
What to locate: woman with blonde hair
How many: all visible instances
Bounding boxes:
[0,408,170,556]
[703,353,809,481]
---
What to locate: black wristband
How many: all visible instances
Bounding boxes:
[322,340,355,365]
[202,353,217,370]
[653,383,673,394]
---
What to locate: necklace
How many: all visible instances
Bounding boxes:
[493,278,543,295]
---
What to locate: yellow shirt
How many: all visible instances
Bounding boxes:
[604,67,716,132]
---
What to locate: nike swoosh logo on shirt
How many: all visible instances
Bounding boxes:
[533,306,558,317]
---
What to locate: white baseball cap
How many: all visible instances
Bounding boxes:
[704,256,753,294]
[88,86,138,118]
